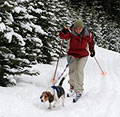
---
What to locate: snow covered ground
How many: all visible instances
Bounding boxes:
[0,45,120,117]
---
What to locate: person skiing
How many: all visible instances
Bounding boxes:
[59,19,95,102]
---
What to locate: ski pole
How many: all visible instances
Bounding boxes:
[51,39,64,83]
[53,56,72,85]
[94,56,106,77]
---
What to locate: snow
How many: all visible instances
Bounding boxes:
[7,13,14,23]
[28,6,42,14]
[38,2,44,6]
[41,16,47,19]
[17,0,29,3]
[14,6,26,14]
[35,9,43,14]
[4,1,13,8]
[0,22,6,32]
[48,12,54,16]
[24,14,36,19]
[30,22,47,35]
[21,22,32,32]
[1,45,120,117]
[4,53,15,59]
[4,32,25,46]
[31,37,43,46]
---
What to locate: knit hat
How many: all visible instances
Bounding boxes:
[73,19,84,28]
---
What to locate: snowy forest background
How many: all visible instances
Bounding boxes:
[0,0,120,86]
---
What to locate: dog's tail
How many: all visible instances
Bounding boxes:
[59,77,65,86]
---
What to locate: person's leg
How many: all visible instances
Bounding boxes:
[73,56,88,102]
[67,56,77,97]
[67,56,77,87]
[74,56,88,93]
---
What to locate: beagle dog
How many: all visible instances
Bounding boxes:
[40,77,65,109]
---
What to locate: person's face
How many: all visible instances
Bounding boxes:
[74,27,83,35]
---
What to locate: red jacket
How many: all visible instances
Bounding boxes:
[59,26,95,58]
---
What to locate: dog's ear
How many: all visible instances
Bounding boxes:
[40,92,43,99]
[40,92,44,99]
[40,92,45,99]
[47,92,54,103]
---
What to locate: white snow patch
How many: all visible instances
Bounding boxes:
[21,22,32,32]
[24,14,36,19]
[4,32,25,46]
[31,37,42,45]
[0,22,6,32]
[0,17,2,21]
[4,1,13,7]
[30,22,47,35]
[38,2,44,6]
[17,0,29,3]
[14,6,26,14]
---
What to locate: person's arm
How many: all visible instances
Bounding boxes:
[59,27,70,40]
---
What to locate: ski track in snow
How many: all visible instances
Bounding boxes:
[0,46,120,117]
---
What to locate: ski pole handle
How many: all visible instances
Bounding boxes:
[65,27,71,33]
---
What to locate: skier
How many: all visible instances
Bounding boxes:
[59,19,95,102]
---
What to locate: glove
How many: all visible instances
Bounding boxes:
[62,27,69,34]
[90,50,95,57]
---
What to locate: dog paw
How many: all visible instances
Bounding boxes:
[48,107,52,109]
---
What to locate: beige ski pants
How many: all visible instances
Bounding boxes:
[67,56,88,93]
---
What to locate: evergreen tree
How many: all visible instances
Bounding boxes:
[0,0,73,86]
[0,0,43,86]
